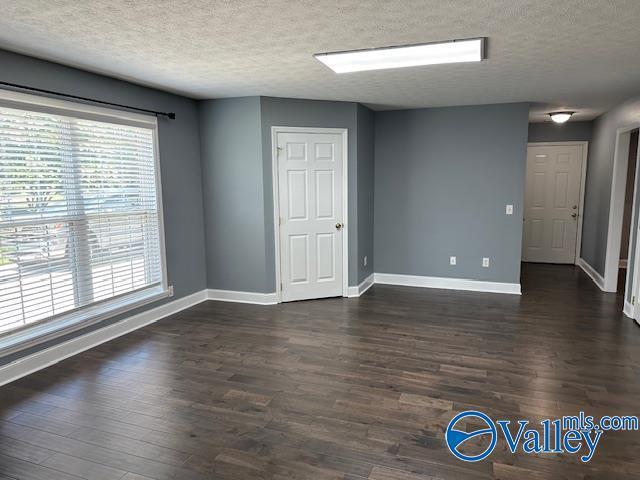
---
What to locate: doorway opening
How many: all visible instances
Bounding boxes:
[605,127,640,318]
[618,130,638,293]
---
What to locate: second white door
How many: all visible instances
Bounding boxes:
[276,130,344,302]
[522,144,584,264]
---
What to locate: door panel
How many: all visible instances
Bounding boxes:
[522,144,583,263]
[287,171,308,220]
[289,235,309,283]
[316,233,336,281]
[315,170,335,218]
[277,131,343,302]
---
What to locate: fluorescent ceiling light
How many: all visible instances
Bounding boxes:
[314,38,485,73]
[549,111,574,123]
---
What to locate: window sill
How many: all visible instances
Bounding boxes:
[0,286,173,358]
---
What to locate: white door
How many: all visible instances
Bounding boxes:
[276,130,345,302]
[522,144,584,263]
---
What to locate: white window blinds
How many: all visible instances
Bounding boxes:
[0,103,165,338]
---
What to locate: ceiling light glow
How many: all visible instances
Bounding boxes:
[314,38,485,74]
[549,111,574,124]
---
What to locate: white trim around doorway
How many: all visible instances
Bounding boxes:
[271,126,349,303]
[603,124,640,294]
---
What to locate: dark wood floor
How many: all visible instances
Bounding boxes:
[1,263,639,479]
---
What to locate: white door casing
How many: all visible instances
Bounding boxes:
[273,128,347,302]
[605,126,640,293]
[522,144,584,264]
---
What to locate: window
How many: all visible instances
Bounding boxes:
[0,91,168,352]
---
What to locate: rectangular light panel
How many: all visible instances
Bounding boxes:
[314,38,485,74]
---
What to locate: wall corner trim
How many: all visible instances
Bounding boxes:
[0,289,209,387]
[207,289,278,305]
[576,258,606,291]
[347,273,375,297]
[374,272,522,295]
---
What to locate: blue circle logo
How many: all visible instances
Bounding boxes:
[446,411,497,462]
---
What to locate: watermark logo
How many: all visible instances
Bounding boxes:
[446,410,497,462]
[445,410,638,463]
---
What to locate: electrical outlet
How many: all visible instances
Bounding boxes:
[363,256,368,267]
[482,257,490,268]
[450,256,457,266]
[506,204,514,215]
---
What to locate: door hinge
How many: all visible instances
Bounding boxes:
[633,296,635,305]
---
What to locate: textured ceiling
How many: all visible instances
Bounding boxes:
[1,0,640,121]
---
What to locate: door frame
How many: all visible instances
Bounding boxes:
[526,141,589,264]
[271,126,349,303]
[604,124,640,294]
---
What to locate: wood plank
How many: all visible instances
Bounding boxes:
[0,264,637,479]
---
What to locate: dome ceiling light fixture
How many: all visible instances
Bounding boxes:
[549,111,574,124]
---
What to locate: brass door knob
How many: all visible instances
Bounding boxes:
[571,213,578,219]
[335,223,343,230]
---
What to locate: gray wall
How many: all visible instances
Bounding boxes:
[0,49,207,363]
[356,104,375,282]
[259,97,363,288]
[528,121,593,143]
[199,98,269,292]
[198,96,374,293]
[374,103,530,284]
[581,95,640,275]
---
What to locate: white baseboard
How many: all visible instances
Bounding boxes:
[207,289,278,305]
[347,273,375,297]
[0,289,208,387]
[374,272,521,295]
[577,258,606,291]
[0,271,529,387]
[209,271,519,304]
[623,301,634,319]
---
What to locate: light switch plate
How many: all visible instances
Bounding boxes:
[506,204,514,215]
[482,257,490,268]
[450,256,457,265]
[363,256,367,267]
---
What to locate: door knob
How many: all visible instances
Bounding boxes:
[335,223,343,230]
[571,213,578,219]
